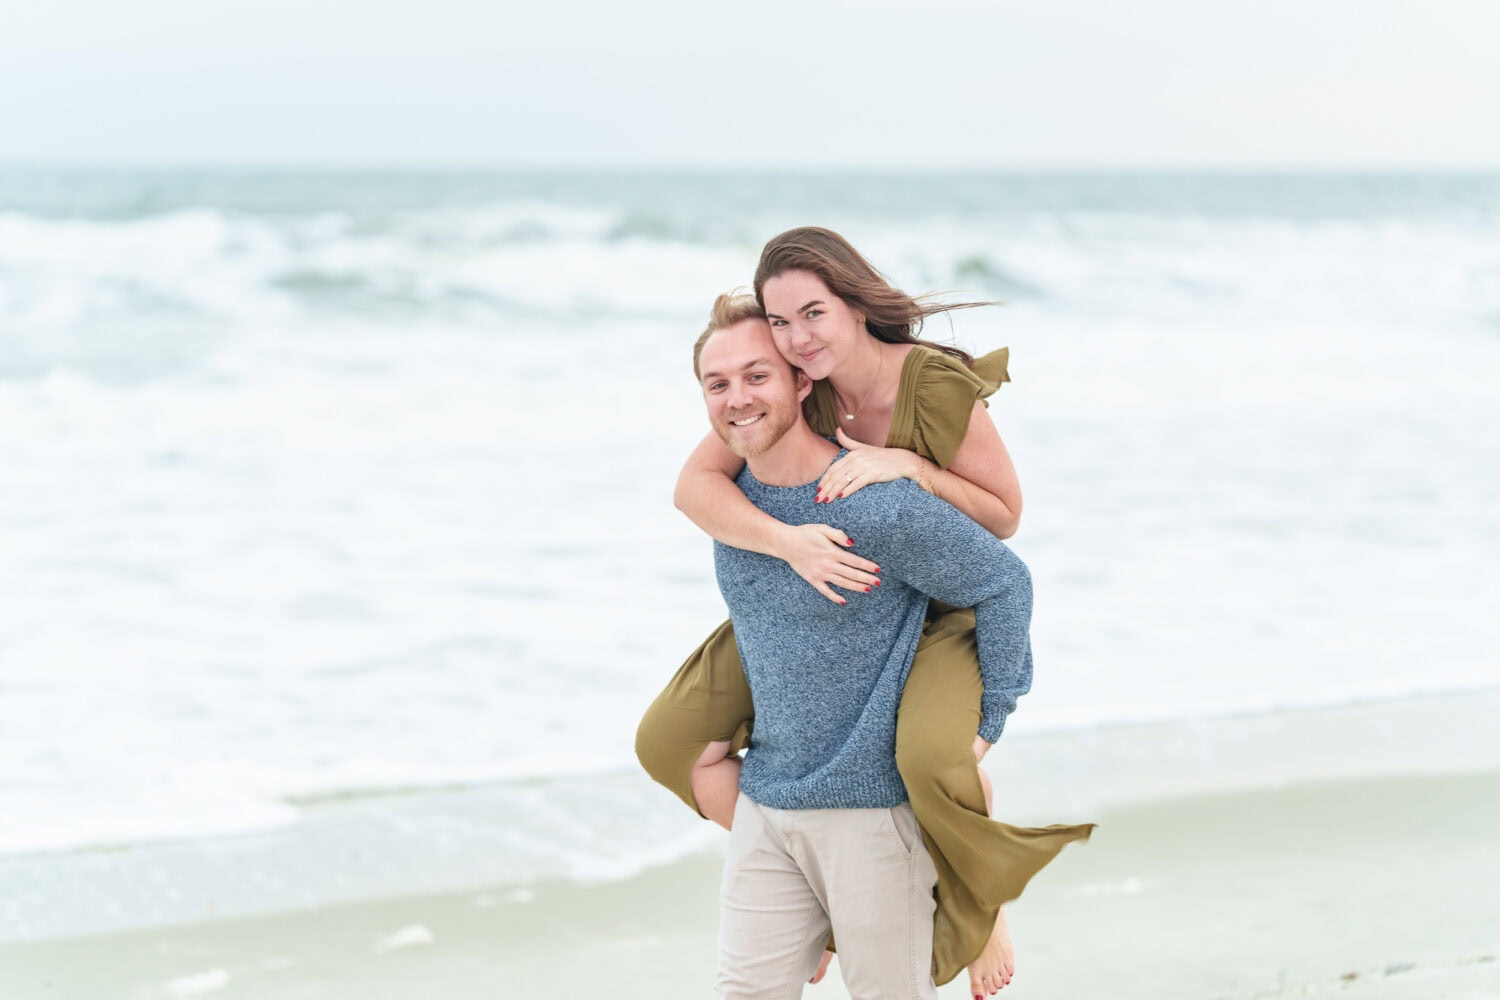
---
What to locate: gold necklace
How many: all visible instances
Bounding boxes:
[835,347,884,422]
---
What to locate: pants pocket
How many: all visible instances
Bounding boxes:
[883,804,923,860]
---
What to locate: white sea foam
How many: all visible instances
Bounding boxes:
[0,780,299,856]
[372,924,435,953]
[166,968,231,995]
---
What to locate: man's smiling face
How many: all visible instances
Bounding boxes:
[699,317,809,460]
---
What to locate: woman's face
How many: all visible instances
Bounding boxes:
[760,269,863,382]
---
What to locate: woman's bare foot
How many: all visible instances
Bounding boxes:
[967,907,1015,997]
[808,949,834,984]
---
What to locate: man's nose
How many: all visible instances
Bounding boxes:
[726,379,755,409]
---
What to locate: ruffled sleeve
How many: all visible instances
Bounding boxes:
[906,346,1010,469]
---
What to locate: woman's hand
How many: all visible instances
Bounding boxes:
[816,427,922,502]
[775,522,882,605]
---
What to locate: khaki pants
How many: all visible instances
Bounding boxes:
[715,793,940,1000]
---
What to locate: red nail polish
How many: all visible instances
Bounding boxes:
[864,586,871,592]
[838,598,847,606]
[836,492,843,498]
[845,538,854,545]
[872,579,881,586]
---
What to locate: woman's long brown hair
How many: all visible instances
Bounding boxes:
[752,227,990,368]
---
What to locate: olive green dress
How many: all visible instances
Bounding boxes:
[635,346,1094,986]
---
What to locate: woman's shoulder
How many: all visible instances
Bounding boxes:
[895,344,1011,469]
[902,344,1009,409]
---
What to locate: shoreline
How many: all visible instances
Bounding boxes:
[7,681,1496,863]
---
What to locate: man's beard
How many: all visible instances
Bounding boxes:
[714,398,801,459]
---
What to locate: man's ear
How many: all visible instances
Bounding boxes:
[795,369,813,403]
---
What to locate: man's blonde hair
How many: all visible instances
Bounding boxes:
[693,292,766,380]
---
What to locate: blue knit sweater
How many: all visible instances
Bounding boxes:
[717,452,1034,811]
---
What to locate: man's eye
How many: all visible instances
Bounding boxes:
[709,382,727,391]
[748,373,767,382]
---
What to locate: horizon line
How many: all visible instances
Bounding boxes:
[2,159,1499,177]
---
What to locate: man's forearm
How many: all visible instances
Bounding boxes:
[971,557,1034,743]
[879,487,1037,741]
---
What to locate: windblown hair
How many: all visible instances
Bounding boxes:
[692,291,766,380]
[753,227,989,367]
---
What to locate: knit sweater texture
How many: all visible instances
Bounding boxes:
[717,451,1034,811]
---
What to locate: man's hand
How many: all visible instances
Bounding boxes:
[775,523,882,605]
[809,949,834,984]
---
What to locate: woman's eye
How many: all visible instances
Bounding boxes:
[806,309,822,319]
[770,318,786,327]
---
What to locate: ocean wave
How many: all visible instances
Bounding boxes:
[951,254,1048,299]
[603,209,757,247]
[5,203,1500,358]
[0,203,757,358]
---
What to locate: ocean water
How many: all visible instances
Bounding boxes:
[2,169,1499,931]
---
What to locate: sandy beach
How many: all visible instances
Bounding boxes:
[4,689,1497,1000]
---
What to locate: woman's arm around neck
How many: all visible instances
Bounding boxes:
[674,431,882,604]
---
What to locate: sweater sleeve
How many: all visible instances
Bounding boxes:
[869,485,1034,743]
[911,347,1010,469]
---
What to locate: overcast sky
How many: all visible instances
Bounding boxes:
[2,0,1497,169]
